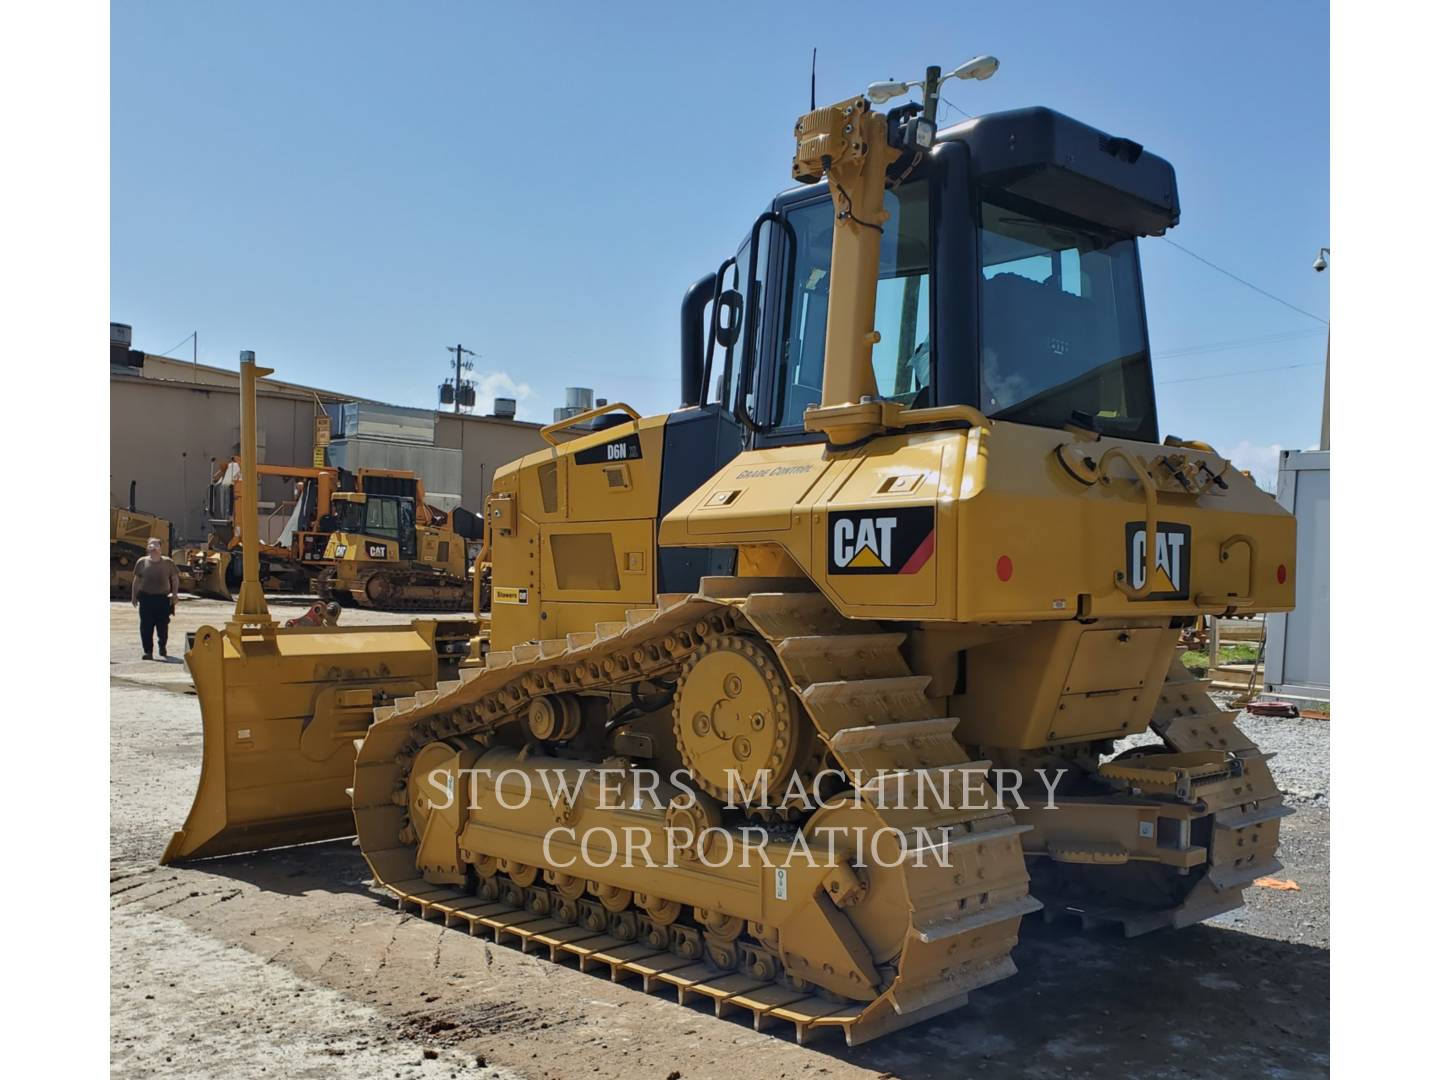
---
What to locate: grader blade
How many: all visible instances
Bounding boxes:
[160,620,440,863]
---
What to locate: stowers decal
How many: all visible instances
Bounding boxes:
[828,507,935,575]
[575,434,642,465]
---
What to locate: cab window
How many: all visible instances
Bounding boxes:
[978,199,1149,433]
[364,497,400,535]
[775,181,931,428]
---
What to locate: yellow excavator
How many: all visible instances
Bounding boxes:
[164,60,1295,1047]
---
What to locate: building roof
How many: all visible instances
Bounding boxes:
[118,351,543,428]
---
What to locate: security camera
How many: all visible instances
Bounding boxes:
[1313,247,1328,272]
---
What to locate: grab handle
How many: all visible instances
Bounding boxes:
[1196,534,1256,611]
[1093,447,1160,600]
[540,403,641,447]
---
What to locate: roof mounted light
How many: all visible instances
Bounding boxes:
[949,55,999,81]
[865,55,1001,108]
[866,80,912,104]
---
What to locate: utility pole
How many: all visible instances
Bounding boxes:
[441,344,477,413]
[1313,247,1330,451]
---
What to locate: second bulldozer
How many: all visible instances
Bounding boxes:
[315,474,484,610]
[166,60,1295,1047]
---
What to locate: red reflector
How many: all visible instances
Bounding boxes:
[996,555,1013,582]
[1277,564,1288,585]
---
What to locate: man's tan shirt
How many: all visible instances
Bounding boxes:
[132,555,180,601]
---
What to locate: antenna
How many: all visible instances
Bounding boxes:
[810,47,816,110]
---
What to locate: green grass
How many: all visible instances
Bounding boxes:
[1219,643,1260,664]
[1181,643,1260,671]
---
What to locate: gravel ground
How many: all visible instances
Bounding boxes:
[111,600,1329,1078]
[1114,700,1330,949]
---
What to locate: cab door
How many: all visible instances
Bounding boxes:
[398,499,417,560]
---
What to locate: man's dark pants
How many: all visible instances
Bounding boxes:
[138,593,173,657]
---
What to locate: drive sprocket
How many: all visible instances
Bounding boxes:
[671,634,820,816]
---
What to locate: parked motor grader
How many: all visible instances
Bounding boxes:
[164,59,1295,1047]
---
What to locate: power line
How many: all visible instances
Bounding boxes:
[1153,326,1327,361]
[930,107,1326,333]
[1156,360,1324,387]
[1159,238,1329,326]
[156,330,196,358]
[939,95,971,121]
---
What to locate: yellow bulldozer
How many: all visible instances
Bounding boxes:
[110,486,174,599]
[110,482,229,599]
[164,59,1295,1047]
[315,474,484,611]
[193,456,346,600]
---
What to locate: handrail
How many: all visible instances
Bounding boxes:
[892,402,993,431]
[1197,534,1256,611]
[540,403,642,447]
[1095,446,1160,600]
[735,211,798,433]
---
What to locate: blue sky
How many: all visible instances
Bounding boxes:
[112,1,1328,487]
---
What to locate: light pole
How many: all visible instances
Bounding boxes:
[1314,247,1329,451]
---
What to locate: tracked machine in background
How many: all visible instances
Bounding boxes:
[201,456,480,606]
[197,457,345,599]
[110,485,175,598]
[110,482,229,599]
[166,58,1295,1046]
[315,475,484,611]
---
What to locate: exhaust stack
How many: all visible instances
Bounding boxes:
[680,272,717,407]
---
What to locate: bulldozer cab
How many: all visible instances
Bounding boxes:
[698,106,1173,451]
[329,492,418,561]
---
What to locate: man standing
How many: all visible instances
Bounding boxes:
[131,537,180,660]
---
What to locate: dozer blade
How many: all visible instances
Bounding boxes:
[161,620,441,863]
[190,550,234,602]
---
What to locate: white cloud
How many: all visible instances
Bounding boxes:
[1219,439,1284,492]
[474,370,539,422]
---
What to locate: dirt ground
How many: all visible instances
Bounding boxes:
[111,597,1330,1079]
